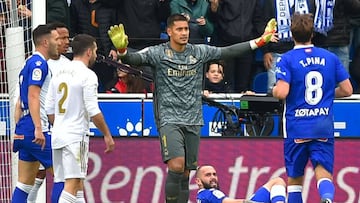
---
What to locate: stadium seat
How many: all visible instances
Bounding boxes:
[252,72,268,93]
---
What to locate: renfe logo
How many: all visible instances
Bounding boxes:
[47,138,360,203]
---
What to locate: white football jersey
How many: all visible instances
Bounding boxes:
[45,60,101,149]
[48,55,71,76]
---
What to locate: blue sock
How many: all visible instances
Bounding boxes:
[318,178,335,201]
[51,182,65,203]
[287,185,303,203]
[250,187,270,202]
[11,182,32,203]
[272,196,286,203]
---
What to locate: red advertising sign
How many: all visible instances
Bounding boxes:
[48,138,360,203]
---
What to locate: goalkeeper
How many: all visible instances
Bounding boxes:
[108,13,277,203]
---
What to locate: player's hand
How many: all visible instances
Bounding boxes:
[254,18,278,48]
[104,135,115,153]
[32,127,45,150]
[108,24,129,55]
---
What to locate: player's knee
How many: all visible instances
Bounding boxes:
[167,157,185,173]
[272,177,286,186]
[36,169,46,179]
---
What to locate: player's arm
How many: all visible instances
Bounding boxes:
[84,73,115,153]
[223,198,259,203]
[28,84,45,148]
[91,113,115,153]
[220,18,277,59]
[14,97,22,124]
[335,79,353,98]
[272,80,289,100]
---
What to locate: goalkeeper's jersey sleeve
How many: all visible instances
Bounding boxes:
[275,45,350,139]
[136,42,221,127]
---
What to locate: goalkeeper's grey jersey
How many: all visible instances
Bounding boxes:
[137,42,221,127]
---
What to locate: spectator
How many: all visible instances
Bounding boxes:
[350,45,360,93]
[70,0,118,92]
[46,0,71,28]
[106,66,153,93]
[203,60,230,96]
[170,0,214,44]
[312,0,360,73]
[261,0,316,93]
[208,0,264,93]
[349,13,360,92]
[102,0,170,50]
[17,0,32,56]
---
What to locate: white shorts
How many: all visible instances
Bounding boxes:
[53,141,89,182]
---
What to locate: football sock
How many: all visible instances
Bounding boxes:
[75,190,85,203]
[287,185,303,203]
[165,170,183,203]
[11,182,33,203]
[51,182,65,203]
[178,175,189,203]
[58,191,76,203]
[27,178,44,203]
[318,178,335,201]
[249,186,270,202]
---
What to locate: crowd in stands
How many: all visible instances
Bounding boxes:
[0,0,360,94]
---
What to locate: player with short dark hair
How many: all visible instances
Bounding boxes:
[45,34,115,203]
[272,13,353,203]
[11,24,60,203]
[196,165,286,203]
[108,13,278,203]
[29,21,71,203]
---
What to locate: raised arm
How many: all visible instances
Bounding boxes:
[108,24,144,65]
[220,18,278,59]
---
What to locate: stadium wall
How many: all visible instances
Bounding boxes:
[46,137,360,203]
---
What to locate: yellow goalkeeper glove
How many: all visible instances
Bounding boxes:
[254,18,277,48]
[108,24,129,55]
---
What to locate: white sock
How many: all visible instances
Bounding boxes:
[27,178,44,203]
[59,191,77,203]
[76,190,86,203]
[16,182,33,194]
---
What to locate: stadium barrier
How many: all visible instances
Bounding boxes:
[46,137,360,203]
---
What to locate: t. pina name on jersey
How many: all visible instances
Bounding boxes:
[295,107,329,117]
[299,57,325,68]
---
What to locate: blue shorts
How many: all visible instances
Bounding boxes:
[13,131,52,169]
[284,138,334,178]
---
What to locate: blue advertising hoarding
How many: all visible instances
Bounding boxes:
[1,96,359,137]
[91,95,360,137]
